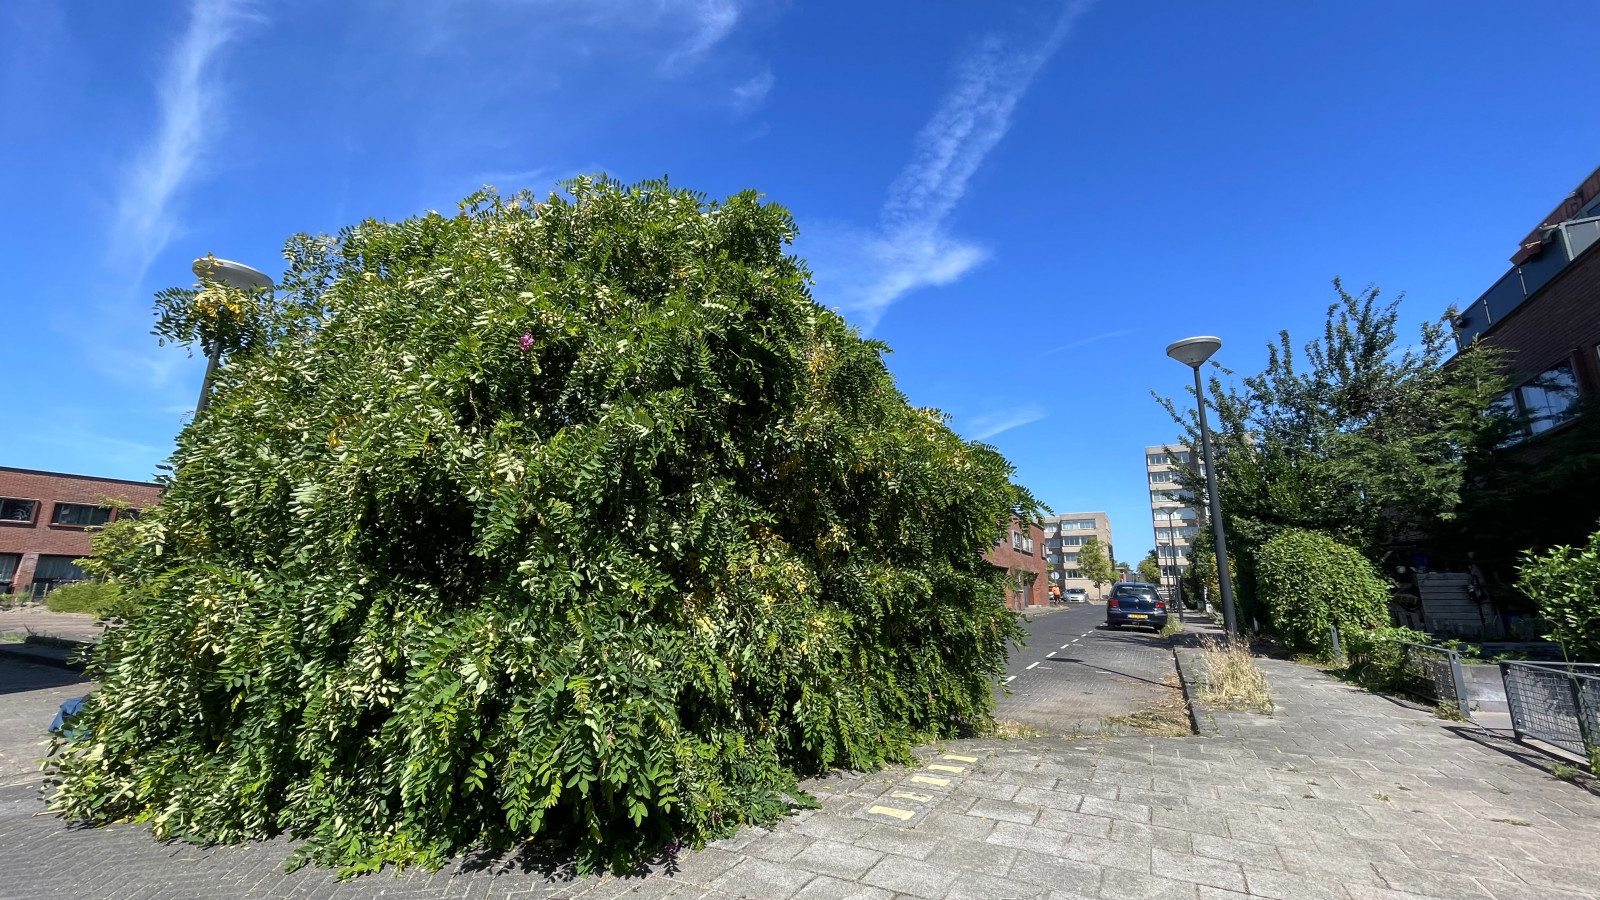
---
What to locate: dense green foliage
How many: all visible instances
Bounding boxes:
[1516,530,1600,662]
[1340,626,1434,692]
[44,580,120,616]
[1436,402,1600,593]
[1136,552,1160,586]
[1255,529,1390,658]
[1077,536,1114,590]
[48,179,1036,874]
[1158,282,1507,627]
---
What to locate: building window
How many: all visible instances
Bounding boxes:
[1023,536,1034,554]
[1148,471,1175,484]
[1011,531,1023,550]
[0,498,38,523]
[1044,524,1057,536]
[51,503,113,528]
[1058,519,1097,531]
[1063,568,1081,579]
[1518,362,1580,434]
[119,508,142,521]
[0,554,18,593]
[1146,453,1168,466]
[1061,552,1079,563]
[30,554,88,597]
[1060,535,1086,547]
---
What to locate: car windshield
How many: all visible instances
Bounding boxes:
[1112,585,1158,600]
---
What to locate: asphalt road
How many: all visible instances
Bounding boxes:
[0,655,90,785]
[994,602,1185,736]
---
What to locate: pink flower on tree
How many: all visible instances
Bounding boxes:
[518,333,534,353]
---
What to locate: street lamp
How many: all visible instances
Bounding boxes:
[1165,335,1239,634]
[190,257,272,415]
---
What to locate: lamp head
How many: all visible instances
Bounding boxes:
[192,257,273,292]
[1166,335,1222,368]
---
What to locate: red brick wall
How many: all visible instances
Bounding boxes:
[1480,243,1600,395]
[0,468,161,595]
[986,518,1049,611]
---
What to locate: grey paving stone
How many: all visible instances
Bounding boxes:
[963,799,1040,826]
[1057,836,1150,873]
[983,821,1069,854]
[1077,797,1150,825]
[708,858,815,900]
[788,874,894,900]
[924,838,1018,878]
[1240,866,1352,900]
[858,856,958,899]
[853,826,942,860]
[788,841,885,881]
[940,872,1047,900]
[1004,848,1102,891]
[1097,868,1196,900]
[1148,850,1243,893]
[1470,878,1600,900]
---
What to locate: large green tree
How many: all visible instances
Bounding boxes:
[48,179,1037,875]
[1077,536,1115,592]
[1137,551,1161,585]
[1157,281,1507,625]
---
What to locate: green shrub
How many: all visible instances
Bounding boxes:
[1341,626,1432,692]
[43,581,120,615]
[47,179,1036,876]
[1255,528,1390,658]
[1517,530,1600,662]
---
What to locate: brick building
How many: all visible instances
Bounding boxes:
[0,467,161,598]
[986,516,1049,611]
[1450,163,1600,431]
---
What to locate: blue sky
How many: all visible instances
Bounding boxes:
[3,0,1599,561]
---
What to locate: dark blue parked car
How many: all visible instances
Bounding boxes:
[1105,582,1168,631]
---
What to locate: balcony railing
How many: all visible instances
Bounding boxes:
[1454,216,1600,348]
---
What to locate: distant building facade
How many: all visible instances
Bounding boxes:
[0,467,160,598]
[1145,445,1199,602]
[1449,164,1600,438]
[987,516,1049,610]
[1040,512,1113,598]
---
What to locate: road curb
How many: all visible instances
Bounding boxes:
[1170,645,1218,737]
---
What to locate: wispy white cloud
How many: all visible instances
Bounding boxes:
[808,2,1091,332]
[111,0,257,279]
[731,67,774,112]
[663,0,742,69]
[967,404,1048,441]
[1040,329,1135,356]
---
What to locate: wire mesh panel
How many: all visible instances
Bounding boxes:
[1398,642,1458,705]
[1500,662,1600,758]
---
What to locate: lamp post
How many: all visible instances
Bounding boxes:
[1165,335,1238,635]
[190,257,272,415]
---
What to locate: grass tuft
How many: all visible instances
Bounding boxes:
[1197,635,1274,714]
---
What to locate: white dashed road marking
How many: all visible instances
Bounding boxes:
[1026,662,1039,670]
[1003,675,1017,684]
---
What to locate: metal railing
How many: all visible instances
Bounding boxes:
[1500,661,1600,762]
[1396,641,1472,720]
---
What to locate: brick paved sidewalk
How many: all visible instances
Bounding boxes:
[2,653,1599,899]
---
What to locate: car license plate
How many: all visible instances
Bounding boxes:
[1128,614,1148,619]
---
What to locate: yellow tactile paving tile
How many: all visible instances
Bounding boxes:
[926,764,965,774]
[909,774,950,786]
[866,805,915,821]
[941,754,978,763]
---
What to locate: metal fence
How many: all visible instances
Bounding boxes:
[1396,640,1472,720]
[1500,661,1600,761]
